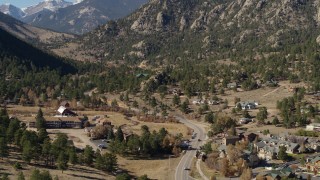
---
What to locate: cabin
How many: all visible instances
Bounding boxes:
[60,101,70,108]
[227,82,238,89]
[57,106,77,116]
[223,136,240,145]
[236,101,258,110]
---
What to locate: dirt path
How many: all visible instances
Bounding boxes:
[263,87,280,97]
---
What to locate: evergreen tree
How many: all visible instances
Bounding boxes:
[257,107,268,124]
[17,172,25,180]
[180,101,189,114]
[83,145,94,165]
[116,173,131,180]
[57,152,68,173]
[0,137,8,158]
[272,116,280,126]
[6,118,20,143]
[278,146,289,161]
[41,138,51,166]
[68,147,77,165]
[102,152,117,172]
[30,169,52,180]
[95,151,104,170]
[172,95,181,106]
[1,174,9,180]
[35,109,46,130]
[116,127,124,142]
[205,112,215,124]
[38,128,49,143]
[22,141,33,163]
[138,175,150,180]
[107,128,115,140]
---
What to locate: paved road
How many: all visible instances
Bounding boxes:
[175,116,206,180]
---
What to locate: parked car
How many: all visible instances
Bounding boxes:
[98,144,106,149]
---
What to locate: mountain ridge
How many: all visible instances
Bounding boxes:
[21,0,149,34]
[0,12,75,53]
[60,0,319,63]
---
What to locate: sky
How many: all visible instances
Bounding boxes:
[0,0,77,8]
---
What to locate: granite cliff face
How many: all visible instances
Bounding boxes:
[58,0,320,62]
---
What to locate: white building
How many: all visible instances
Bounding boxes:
[306,123,320,131]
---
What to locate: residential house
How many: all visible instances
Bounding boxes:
[223,136,240,145]
[208,100,219,105]
[239,118,252,125]
[136,73,148,78]
[217,145,227,158]
[242,132,258,142]
[257,168,295,180]
[265,80,278,87]
[306,156,320,173]
[313,92,320,100]
[192,99,205,105]
[306,123,320,131]
[60,101,70,108]
[227,82,237,89]
[307,138,320,152]
[258,145,279,160]
[236,101,258,110]
[57,106,77,116]
[169,88,182,96]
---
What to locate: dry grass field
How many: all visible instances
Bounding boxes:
[0,155,115,180]
[117,155,181,180]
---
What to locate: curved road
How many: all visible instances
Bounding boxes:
[175,116,207,180]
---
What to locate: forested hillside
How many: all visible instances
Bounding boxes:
[56,0,320,92]
[77,0,319,62]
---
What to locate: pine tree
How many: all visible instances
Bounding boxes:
[107,128,115,140]
[41,138,51,166]
[83,145,94,165]
[95,151,104,170]
[116,127,124,142]
[22,141,33,163]
[1,174,9,180]
[172,95,181,106]
[0,137,8,159]
[68,147,77,165]
[57,152,68,173]
[6,118,20,143]
[17,172,25,180]
[278,146,289,161]
[35,109,46,130]
[38,128,49,143]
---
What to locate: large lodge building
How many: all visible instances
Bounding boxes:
[28,101,84,129]
[28,116,84,129]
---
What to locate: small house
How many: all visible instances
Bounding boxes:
[60,101,70,108]
[57,106,77,116]
[306,123,320,131]
[223,136,240,145]
[227,82,238,89]
[236,101,258,110]
[239,118,252,124]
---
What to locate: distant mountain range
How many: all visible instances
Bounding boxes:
[0,0,148,34]
[0,4,25,19]
[23,0,73,17]
[0,11,75,52]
